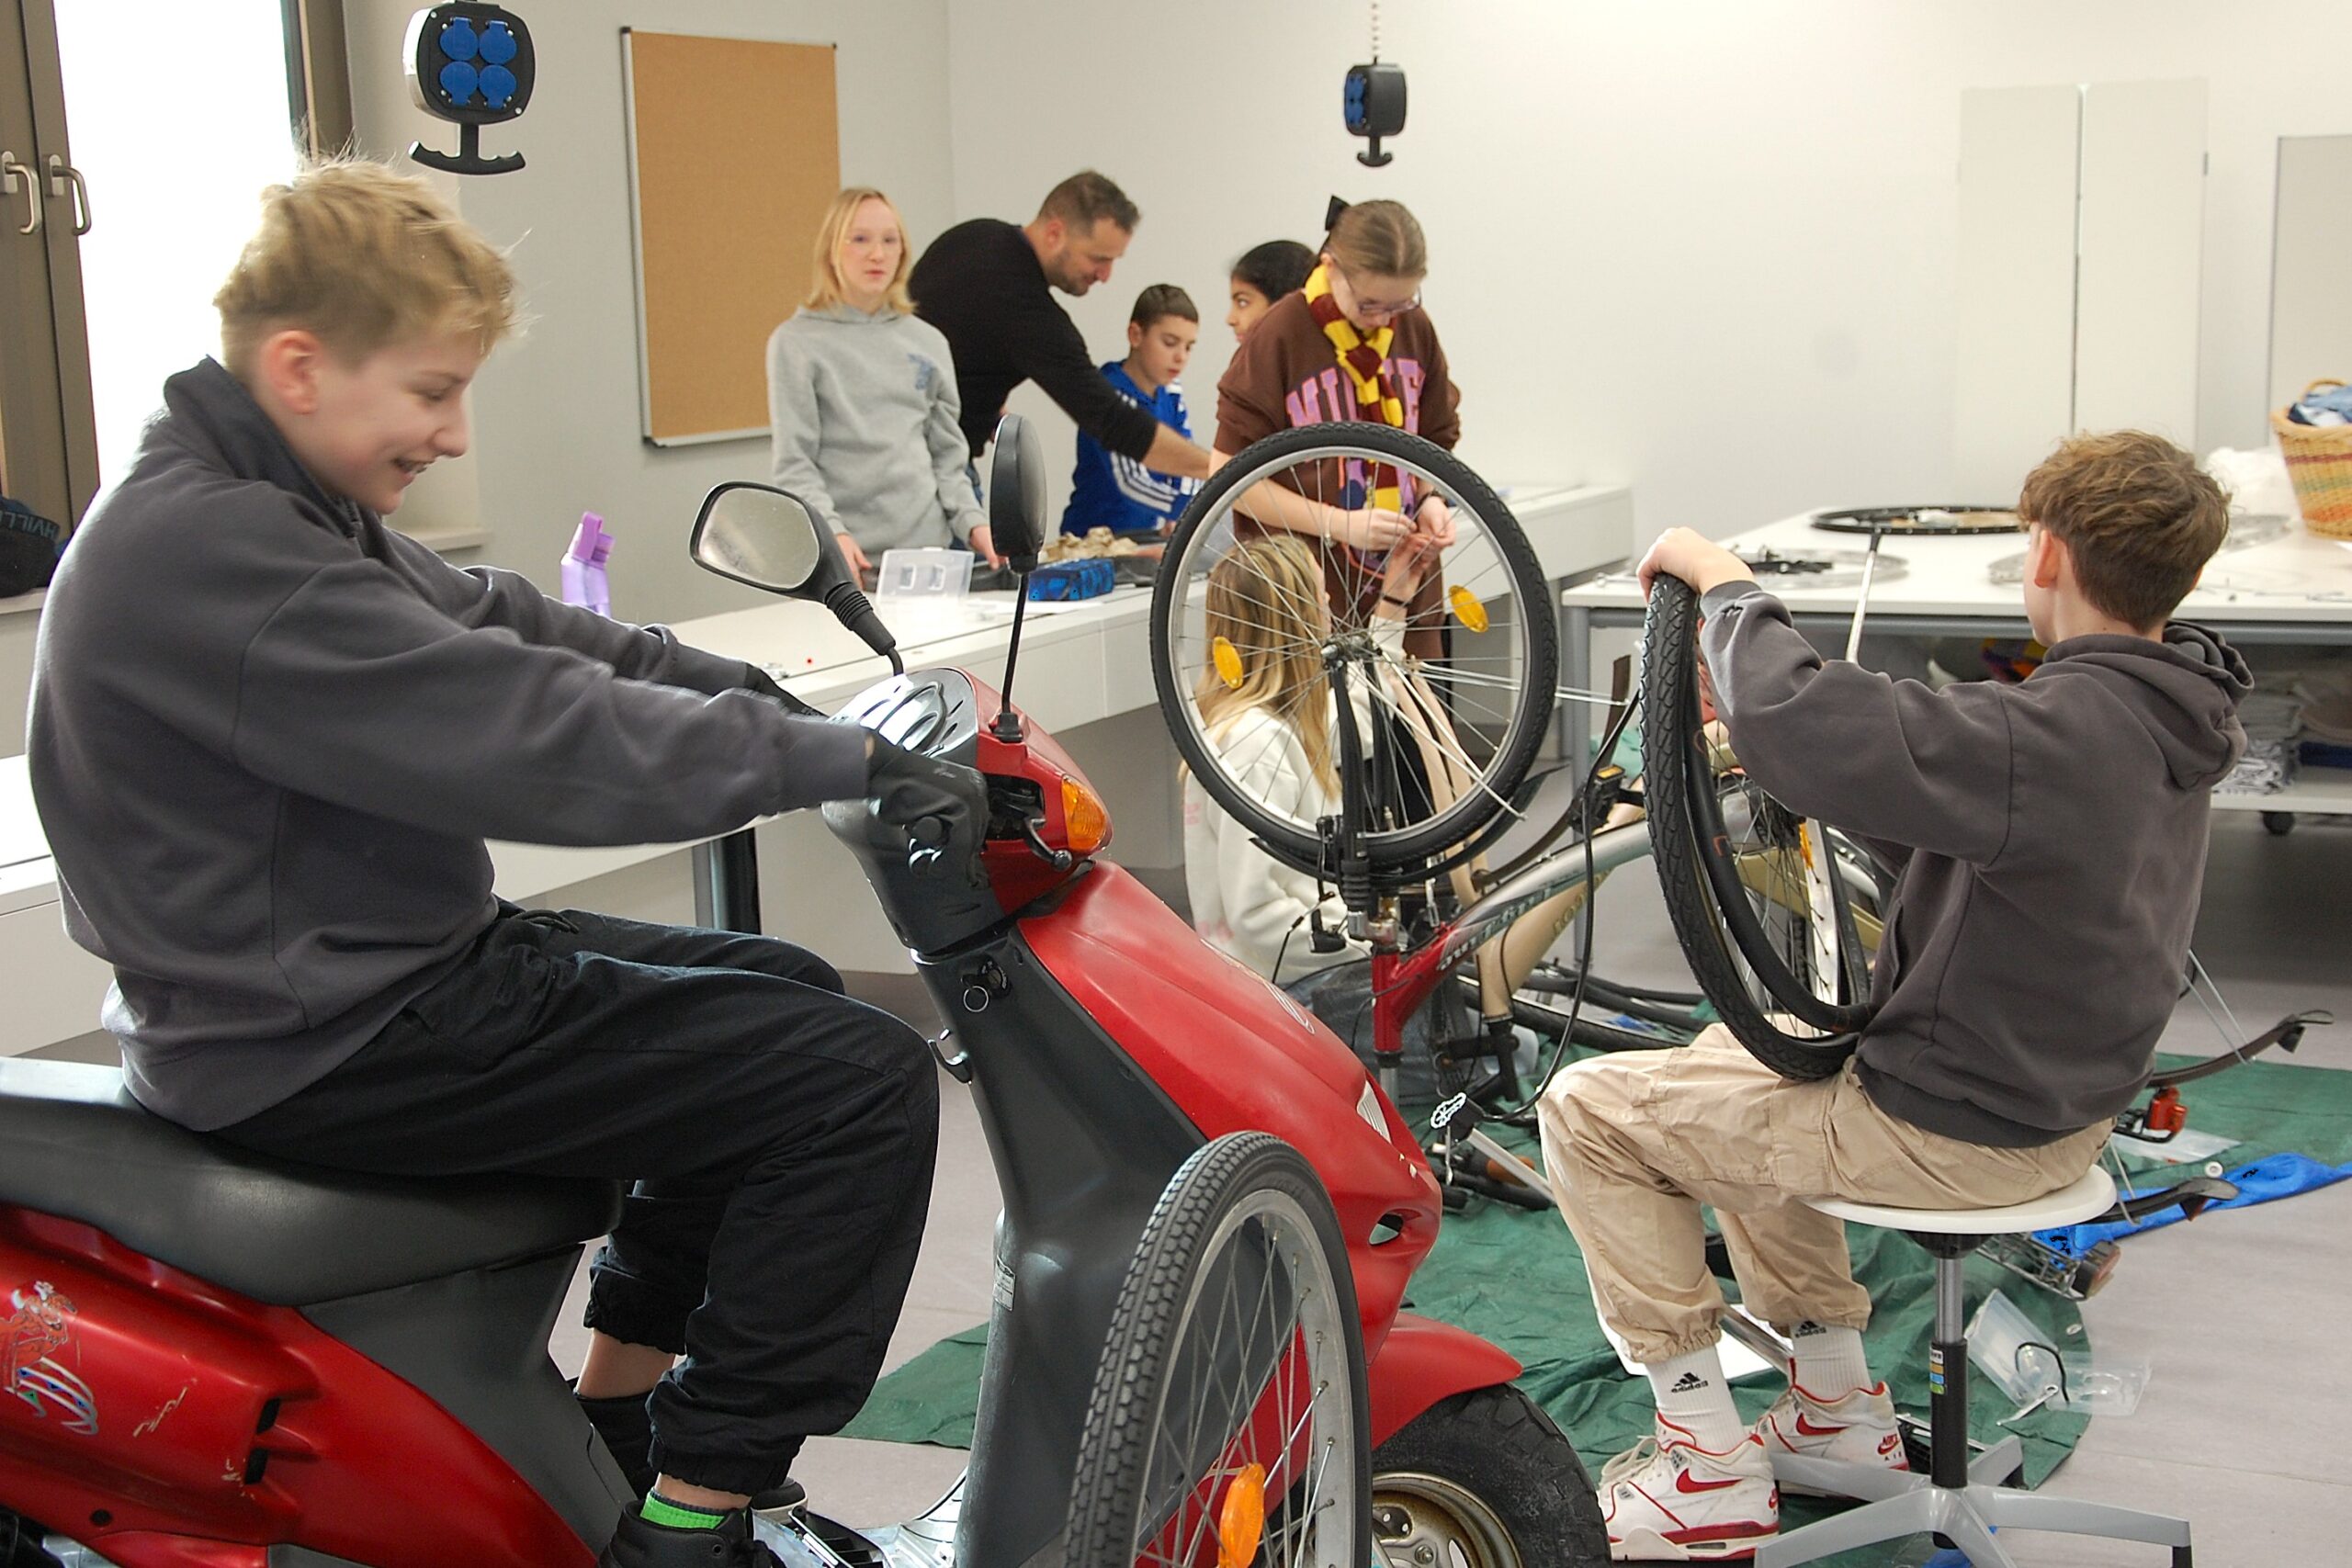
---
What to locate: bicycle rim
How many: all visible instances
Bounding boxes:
[1150,425,1558,877]
[1066,1134,1369,1568]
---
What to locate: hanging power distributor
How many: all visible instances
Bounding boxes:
[1342,61,1408,167]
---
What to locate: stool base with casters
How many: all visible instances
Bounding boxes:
[1756,1166,2192,1568]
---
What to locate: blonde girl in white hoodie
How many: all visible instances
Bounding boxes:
[1182,531,1435,982]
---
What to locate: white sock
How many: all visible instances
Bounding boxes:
[1787,1320,1873,1399]
[1646,1346,1746,1453]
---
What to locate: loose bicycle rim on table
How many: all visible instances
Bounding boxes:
[1150,425,1559,878]
[1065,1133,1370,1568]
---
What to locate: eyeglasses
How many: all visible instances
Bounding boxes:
[1337,270,1421,321]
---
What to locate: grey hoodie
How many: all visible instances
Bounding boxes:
[1701,581,2250,1145]
[765,304,987,555]
[28,359,869,1130]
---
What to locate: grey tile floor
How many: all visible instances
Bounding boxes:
[545,812,2352,1563]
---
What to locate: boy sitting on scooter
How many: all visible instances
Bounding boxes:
[1539,433,2245,1562]
[28,159,985,1568]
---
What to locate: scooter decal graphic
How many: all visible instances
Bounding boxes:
[4,1280,98,1436]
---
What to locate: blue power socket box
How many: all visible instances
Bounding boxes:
[1027,558,1116,602]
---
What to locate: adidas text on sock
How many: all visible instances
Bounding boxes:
[1788,1320,1873,1399]
[1646,1345,1746,1452]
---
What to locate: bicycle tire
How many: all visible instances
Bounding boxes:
[1149,424,1558,874]
[1639,574,1857,1081]
[1066,1132,1370,1568]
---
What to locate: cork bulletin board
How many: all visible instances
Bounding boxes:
[620,30,840,446]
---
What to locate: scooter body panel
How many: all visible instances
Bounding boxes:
[0,1208,605,1568]
[1364,1312,1527,1442]
[911,922,1204,1568]
[1017,861,1452,1389]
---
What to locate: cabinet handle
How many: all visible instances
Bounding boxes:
[0,152,38,235]
[45,155,90,237]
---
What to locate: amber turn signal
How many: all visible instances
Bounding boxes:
[1060,776,1110,854]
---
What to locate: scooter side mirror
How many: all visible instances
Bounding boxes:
[691,481,900,671]
[690,482,834,597]
[988,413,1048,572]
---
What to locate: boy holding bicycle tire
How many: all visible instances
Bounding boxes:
[1540,432,2245,1562]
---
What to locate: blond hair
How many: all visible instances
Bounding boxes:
[2018,431,2229,630]
[1195,536,1338,796]
[215,158,518,373]
[1323,199,1427,284]
[805,187,914,313]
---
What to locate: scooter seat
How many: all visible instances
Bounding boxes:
[0,1058,624,1306]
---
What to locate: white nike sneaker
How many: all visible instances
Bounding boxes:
[1756,1378,1911,1493]
[1597,1416,1778,1561]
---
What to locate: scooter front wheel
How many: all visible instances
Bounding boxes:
[1371,1384,1609,1566]
[1065,1133,1369,1568]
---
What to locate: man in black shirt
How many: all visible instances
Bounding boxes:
[911,171,1212,482]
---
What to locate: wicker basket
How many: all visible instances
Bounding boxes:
[2274,378,2352,539]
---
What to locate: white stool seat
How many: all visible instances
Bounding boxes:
[1762,1161,2192,1568]
[1801,1164,2115,1235]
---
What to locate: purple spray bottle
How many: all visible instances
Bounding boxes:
[561,512,613,615]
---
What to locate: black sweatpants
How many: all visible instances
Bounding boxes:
[214,905,939,1496]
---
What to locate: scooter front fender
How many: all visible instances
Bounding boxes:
[1365,1310,1524,1447]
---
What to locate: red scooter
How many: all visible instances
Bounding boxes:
[0,420,1603,1567]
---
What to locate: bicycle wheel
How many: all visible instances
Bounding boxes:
[1065,1133,1369,1568]
[1150,425,1559,876]
[1640,573,1866,1080]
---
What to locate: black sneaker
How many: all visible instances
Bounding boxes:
[597,1506,781,1567]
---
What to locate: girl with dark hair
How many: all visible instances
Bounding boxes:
[1225,239,1314,342]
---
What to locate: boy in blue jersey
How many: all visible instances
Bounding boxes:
[1060,284,1203,537]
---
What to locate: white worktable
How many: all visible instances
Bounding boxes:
[1558,508,2352,818]
[2,481,1634,1056]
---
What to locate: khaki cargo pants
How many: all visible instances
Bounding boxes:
[1536,1026,2109,1364]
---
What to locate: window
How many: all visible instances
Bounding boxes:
[55,0,301,489]
[0,0,345,535]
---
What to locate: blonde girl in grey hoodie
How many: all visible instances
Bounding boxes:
[766,187,994,578]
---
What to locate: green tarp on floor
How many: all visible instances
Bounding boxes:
[843,1048,2352,1563]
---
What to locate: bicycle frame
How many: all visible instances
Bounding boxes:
[1363,824,1656,1090]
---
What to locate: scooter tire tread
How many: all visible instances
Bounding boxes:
[1372,1382,1611,1566]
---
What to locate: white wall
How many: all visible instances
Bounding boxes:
[944,0,2352,547]
[344,0,956,623]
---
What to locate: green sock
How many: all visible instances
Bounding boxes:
[640,1491,729,1530]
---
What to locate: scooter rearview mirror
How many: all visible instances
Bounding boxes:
[690,482,901,672]
[984,414,1049,739]
[987,413,1047,572]
[690,482,828,595]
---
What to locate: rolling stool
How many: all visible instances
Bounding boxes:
[1756,1165,2192,1568]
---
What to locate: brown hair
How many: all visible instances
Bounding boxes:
[1323,199,1427,283]
[805,186,914,312]
[1195,536,1338,795]
[215,158,518,373]
[2018,431,2229,630]
[1038,170,1139,234]
[1130,283,1197,329]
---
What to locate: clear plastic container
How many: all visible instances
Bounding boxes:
[876,547,973,599]
[1967,1288,2148,1416]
